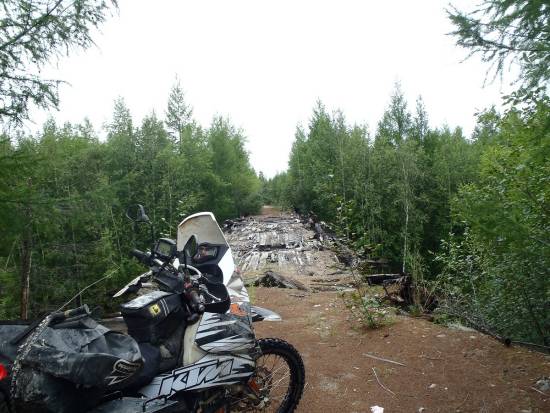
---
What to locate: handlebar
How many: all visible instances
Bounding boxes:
[130,248,210,317]
[50,304,91,324]
[187,289,205,314]
[130,249,151,265]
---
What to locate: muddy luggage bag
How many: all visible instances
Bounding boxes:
[0,317,143,413]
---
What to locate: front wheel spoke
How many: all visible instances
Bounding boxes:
[263,371,291,391]
[260,362,289,384]
[231,341,302,413]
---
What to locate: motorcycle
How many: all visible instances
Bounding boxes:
[0,206,305,412]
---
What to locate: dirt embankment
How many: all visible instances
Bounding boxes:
[230,208,550,413]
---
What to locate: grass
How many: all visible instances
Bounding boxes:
[306,311,335,339]
[341,288,395,330]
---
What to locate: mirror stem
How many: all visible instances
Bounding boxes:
[149,222,155,264]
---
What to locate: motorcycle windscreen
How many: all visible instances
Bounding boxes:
[177,212,229,250]
[177,212,249,303]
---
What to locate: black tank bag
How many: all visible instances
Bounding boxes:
[121,291,186,344]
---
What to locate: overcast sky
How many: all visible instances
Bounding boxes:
[29,0,515,178]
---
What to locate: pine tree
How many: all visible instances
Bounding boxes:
[0,0,117,125]
[448,0,550,102]
[166,78,193,146]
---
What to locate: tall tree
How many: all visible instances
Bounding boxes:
[105,97,136,194]
[207,116,260,219]
[437,101,550,344]
[412,96,429,142]
[165,78,193,145]
[376,83,411,145]
[0,0,117,126]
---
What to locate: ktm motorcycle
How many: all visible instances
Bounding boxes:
[0,206,305,412]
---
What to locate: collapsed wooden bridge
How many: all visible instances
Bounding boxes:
[223,210,355,292]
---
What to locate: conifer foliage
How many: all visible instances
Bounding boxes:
[0,0,118,126]
[268,85,549,345]
[0,83,261,319]
[448,0,550,102]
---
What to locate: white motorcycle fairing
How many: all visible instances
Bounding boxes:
[136,212,258,399]
[138,354,255,398]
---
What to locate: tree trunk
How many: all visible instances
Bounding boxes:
[20,179,33,320]
[401,159,409,274]
[20,219,32,320]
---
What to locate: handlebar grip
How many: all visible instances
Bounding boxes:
[63,304,90,319]
[131,249,150,264]
[188,290,205,314]
[51,304,90,323]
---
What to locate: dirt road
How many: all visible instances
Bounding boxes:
[230,208,550,413]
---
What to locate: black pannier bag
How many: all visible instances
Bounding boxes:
[121,291,186,343]
[0,318,144,413]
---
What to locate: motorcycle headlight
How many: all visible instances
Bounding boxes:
[192,244,218,263]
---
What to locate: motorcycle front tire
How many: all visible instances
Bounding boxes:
[252,338,305,413]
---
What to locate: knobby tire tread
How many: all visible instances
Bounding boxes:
[256,338,305,413]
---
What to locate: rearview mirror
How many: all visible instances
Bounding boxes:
[126,204,151,223]
[183,235,198,259]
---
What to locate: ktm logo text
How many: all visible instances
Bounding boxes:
[159,359,234,395]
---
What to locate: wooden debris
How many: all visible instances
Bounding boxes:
[530,386,549,397]
[363,352,406,367]
[419,353,442,361]
[253,270,308,291]
[454,393,470,411]
[223,211,353,290]
[366,274,402,285]
[372,367,395,397]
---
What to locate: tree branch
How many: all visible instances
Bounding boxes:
[0,0,65,52]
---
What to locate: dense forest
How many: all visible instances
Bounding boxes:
[262,90,549,346]
[0,0,548,348]
[0,83,262,318]
[260,0,550,347]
